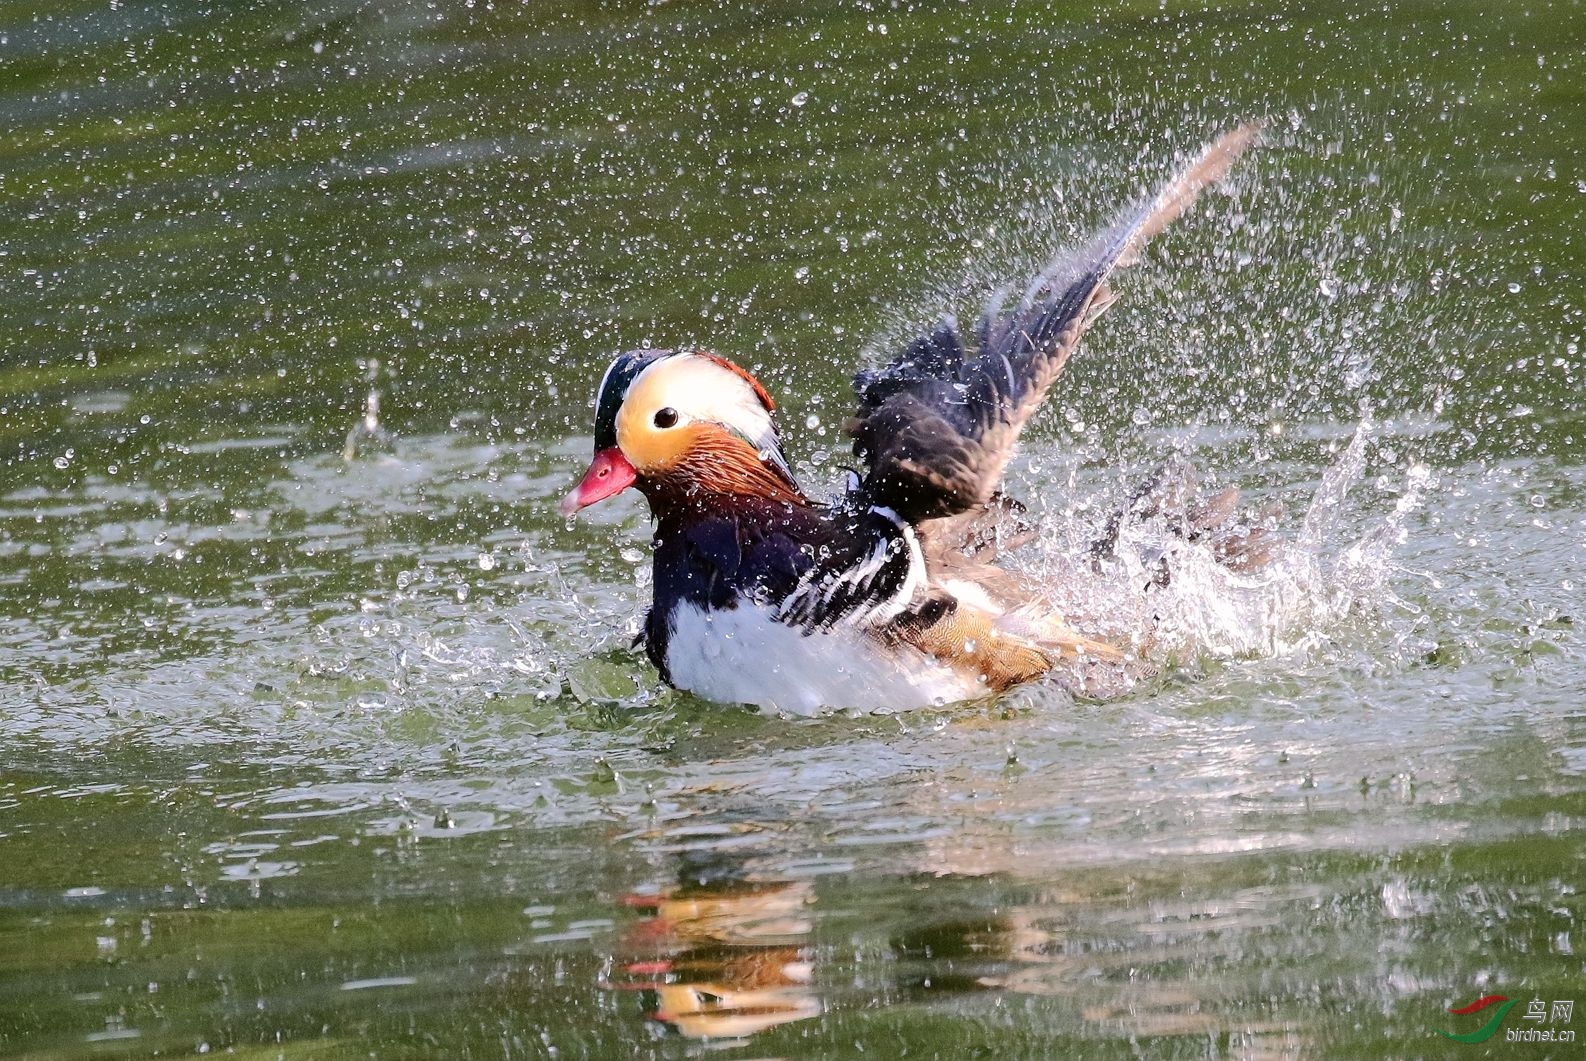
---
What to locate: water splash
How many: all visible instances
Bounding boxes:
[1021,419,1427,679]
[343,358,397,461]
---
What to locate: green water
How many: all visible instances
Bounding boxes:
[2,1,1582,1058]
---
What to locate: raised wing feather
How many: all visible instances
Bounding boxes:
[849,123,1263,525]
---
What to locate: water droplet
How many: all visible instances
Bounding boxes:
[790,91,809,107]
[477,552,496,571]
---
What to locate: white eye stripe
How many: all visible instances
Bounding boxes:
[628,353,790,471]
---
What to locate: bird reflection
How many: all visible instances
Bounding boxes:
[610,869,819,1040]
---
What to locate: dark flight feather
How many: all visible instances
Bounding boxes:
[848,123,1264,526]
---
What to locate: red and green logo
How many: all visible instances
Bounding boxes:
[1438,995,1518,1043]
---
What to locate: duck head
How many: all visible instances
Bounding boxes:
[560,349,804,517]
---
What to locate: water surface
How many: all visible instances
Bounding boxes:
[2,1,1582,1058]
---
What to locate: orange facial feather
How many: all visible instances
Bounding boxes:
[635,424,805,509]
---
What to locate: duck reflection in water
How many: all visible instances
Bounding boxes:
[610,865,819,1040]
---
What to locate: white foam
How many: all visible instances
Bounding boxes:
[1024,420,1421,670]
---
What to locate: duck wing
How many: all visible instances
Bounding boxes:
[848,123,1263,527]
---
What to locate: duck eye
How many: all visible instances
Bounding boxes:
[652,407,679,429]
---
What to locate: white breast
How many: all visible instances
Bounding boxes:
[663,601,982,715]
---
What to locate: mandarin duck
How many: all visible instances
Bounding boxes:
[562,124,1265,714]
